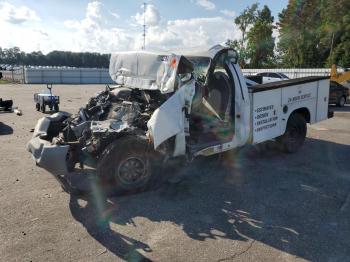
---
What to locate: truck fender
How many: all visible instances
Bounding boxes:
[281,107,311,135]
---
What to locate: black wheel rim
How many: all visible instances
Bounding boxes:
[287,123,304,146]
[117,157,148,185]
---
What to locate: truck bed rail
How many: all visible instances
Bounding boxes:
[249,76,330,93]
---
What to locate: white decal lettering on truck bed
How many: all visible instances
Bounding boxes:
[254,104,278,133]
[287,93,312,103]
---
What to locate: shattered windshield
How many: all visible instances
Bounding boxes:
[185,56,211,85]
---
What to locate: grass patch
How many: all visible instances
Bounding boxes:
[0,79,11,84]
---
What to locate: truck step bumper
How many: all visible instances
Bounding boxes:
[27,136,70,176]
[27,112,71,176]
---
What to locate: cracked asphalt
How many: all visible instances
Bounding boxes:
[1,84,350,262]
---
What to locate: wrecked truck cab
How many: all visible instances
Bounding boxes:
[27,50,199,194]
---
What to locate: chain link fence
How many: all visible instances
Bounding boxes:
[0,68,25,83]
[241,68,335,79]
[0,67,113,84]
[1,67,335,84]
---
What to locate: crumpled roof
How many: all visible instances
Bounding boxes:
[109,51,177,92]
[108,45,226,92]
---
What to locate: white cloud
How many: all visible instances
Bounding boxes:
[63,1,131,53]
[63,3,240,52]
[63,8,240,53]
[132,4,161,27]
[0,2,40,24]
[195,0,216,11]
[0,25,53,52]
[145,17,241,51]
[220,9,236,18]
[64,1,119,29]
[0,1,242,54]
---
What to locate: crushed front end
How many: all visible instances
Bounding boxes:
[27,86,168,177]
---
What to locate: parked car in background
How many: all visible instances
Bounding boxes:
[329,81,349,107]
[256,72,290,83]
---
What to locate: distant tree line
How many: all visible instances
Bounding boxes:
[0,47,110,68]
[227,0,350,68]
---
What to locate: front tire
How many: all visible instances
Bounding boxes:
[97,136,163,195]
[277,113,307,153]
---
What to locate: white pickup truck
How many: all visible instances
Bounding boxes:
[27,45,332,195]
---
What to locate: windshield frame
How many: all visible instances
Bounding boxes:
[184,55,212,85]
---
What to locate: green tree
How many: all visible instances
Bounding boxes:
[246,5,275,68]
[319,0,350,67]
[227,3,259,67]
[0,46,110,68]
[277,0,350,68]
[278,0,324,67]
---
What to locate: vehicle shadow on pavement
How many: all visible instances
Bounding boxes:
[0,122,13,135]
[69,193,153,261]
[69,138,350,261]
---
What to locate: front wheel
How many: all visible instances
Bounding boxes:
[97,136,163,195]
[277,113,307,153]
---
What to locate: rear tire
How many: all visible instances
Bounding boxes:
[97,136,163,196]
[277,113,307,153]
[36,103,40,111]
[54,104,59,112]
[337,96,346,107]
[41,104,46,113]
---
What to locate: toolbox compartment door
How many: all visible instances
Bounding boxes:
[252,88,282,144]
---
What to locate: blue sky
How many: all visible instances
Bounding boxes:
[0,0,288,53]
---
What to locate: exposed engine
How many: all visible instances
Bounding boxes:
[50,86,167,169]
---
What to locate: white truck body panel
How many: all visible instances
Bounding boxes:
[249,78,330,145]
[230,63,251,147]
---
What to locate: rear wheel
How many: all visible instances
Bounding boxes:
[35,103,40,111]
[54,104,59,112]
[337,96,346,107]
[277,113,307,153]
[97,136,163,195]
[41,104,46,113]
